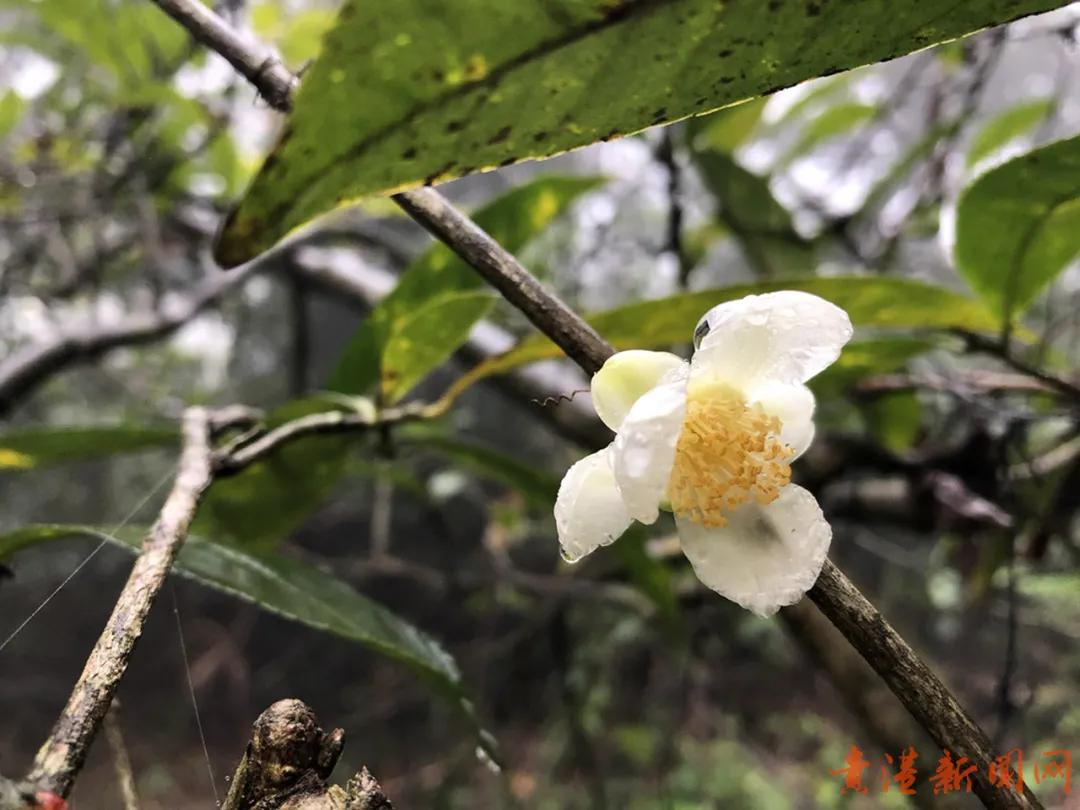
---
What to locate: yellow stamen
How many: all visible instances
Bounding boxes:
[668,380,792,527]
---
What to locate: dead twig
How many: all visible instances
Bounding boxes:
[28,409,214,798]
[222,699,392,810]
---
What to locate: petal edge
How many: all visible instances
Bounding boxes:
[676,484,831,616]
[555,445,633,563]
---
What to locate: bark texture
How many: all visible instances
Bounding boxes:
[27,409,214,798]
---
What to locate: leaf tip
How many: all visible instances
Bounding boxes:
[213,207,261,269]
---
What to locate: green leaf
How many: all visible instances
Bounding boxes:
[0,93,25,140]
[865,391,922,452]
[215,0,1070,265]
[379,291,496,401]
[693,150,793,235]
[769,75,849,127]
[687,98,768,154]
[0,523,488,747]
[10,0,188,91]
[0,425,179,470]
[453,278,997,387]
[251,2,337,66]
[954,135,1080,321]
[966,99,1054,168]
[780,102,878,166]
[327,176,600,402]
[401,429,559,511]
[1018,572,1080,606]
[824,335,935,377]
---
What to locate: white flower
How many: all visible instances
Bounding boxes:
[554,291,853,617]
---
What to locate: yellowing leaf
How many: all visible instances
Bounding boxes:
[0,448,34,469]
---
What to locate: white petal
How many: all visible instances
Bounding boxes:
[611,367,689,524]
[749,380,816,460]
[692,291,853,389]
[591,350,685,432]
[676,484,831,617]
[555,445,632,563]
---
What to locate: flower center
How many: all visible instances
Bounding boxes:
[667,380,793,527]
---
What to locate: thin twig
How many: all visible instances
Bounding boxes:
[211,402,433,476]
[808,562,1035,808]
[958,329,1080,403]
[103,707,140,810]
[28,408,214,798]
[655,128,692,288]
[856,370,1055,396]
[148,0,296,110]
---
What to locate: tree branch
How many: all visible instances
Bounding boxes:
[28,408,215,797]
[149,0,296,111]
[959,329,1080,403]
[0,265,256,417]
[148,0,612,376]
[212,402,433,477]
[138,2,1043,806]
[393,188,613,374]
[808,562,1029,807]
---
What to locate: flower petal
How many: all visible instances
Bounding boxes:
[612,366,689,524]
[591,350,685,432]
[676,484,831,616]
[555,445,632,563]
[749,380,816,460]
[692,291,853,389]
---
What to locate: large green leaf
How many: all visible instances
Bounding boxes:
[448,277,997,389]
[818,336,936,381]
[955,135,1080,321]
[966,99,1054,168]
[214,0,1069,265]
[0,426,179,470]
[327,176,599,401]
[0,524,487,746]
